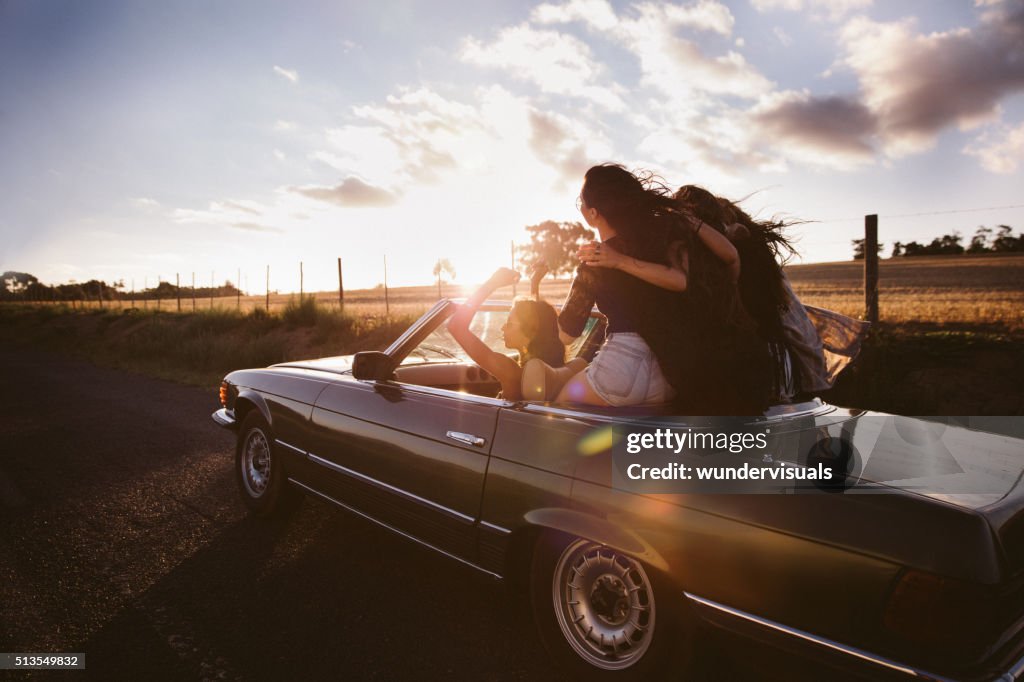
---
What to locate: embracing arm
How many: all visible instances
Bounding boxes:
[578,242,688,292]
[691,216,740,282]
[446,268,523,399]
[579,217,741,291]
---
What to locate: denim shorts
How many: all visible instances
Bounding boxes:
[585,333,676,406]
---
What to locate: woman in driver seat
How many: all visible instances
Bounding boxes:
[446,267,584,402]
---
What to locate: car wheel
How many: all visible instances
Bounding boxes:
[530,531,688,680]
[235,412,301,517]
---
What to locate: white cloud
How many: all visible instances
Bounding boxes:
[273,149,286,162]
[751,0,873,21]
[273,65,299,83]
[274,120,297,132]
[133,197,160,209]
[838,9,1024,157]
[610,3,770,103]
[290,176,399,207]
[172,199,272,227]
[461,24,626,111]
[773,26,793,46]
[531,0,619,30]
[964,121,1024,173]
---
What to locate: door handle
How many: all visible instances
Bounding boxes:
[446,431,486,447]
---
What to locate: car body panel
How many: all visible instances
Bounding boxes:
[212,300,1024,681]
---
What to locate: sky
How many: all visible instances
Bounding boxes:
[2,0,1023,291]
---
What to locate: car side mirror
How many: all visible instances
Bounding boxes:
[352,351,396,381]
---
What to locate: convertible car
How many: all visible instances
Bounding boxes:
[211,300,1024,681]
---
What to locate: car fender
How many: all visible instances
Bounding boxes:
[234,389,273,428]
[524,507,670,573]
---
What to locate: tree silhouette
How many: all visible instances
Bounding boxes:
[851,238,884,260]
[516,220,595,276]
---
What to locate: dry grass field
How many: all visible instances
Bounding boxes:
[231,253,1024,333]
[33,253,1024,333]
[4,254,1022,413]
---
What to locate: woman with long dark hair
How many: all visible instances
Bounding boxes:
[554,164,774,413]
[674,185,837,397]
[447,267,574,401]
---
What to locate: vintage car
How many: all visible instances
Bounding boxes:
[211,299,1024,681]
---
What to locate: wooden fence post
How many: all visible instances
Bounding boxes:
[864,214,879,324]
[511,239,517,297]
[237,268,241,309]
[383,254,390,317]
[265,265,270,311]
[192,273,196,312]
[337,257,344,313]
[300,261,304,300]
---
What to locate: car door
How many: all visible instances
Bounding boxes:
[306,375,502,562]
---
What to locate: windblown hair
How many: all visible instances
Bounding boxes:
[511,298,565,368]
[581,164,774,413]
[675,184,796,344]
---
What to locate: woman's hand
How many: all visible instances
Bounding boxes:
[577,240,625,269]
[488,267,521,289]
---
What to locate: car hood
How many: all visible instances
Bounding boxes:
[272,355,356,374]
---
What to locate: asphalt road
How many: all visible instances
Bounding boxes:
[0,350,850,682]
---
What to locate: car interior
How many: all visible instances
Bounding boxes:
[392,315,607,401]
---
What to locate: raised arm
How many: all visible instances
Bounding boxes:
[446,268,523,399]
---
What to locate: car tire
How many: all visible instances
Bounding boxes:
[235,412,301,518]
[529,531,690,680]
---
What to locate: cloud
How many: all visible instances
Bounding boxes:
[216,200,262,216]
[290,176,399,207]
[133,197,160,209]
[751,0,873,21]
[527,108,609,183]
[172,199,272,227]
[230,222,284,233]
[838,7,1024,157]
[752,90,877,164]
[773,26,793,46]
[275,120,297,132]
[964,121,1024,173]
[461,24,625,111]
[531,0,619,30]
[273,65,299,83]
[610,3,770,102]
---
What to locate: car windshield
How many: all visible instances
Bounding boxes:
[401,307,601,366]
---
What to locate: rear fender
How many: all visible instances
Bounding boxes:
[524,507,670,573]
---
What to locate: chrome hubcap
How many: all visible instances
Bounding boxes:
[242,429,271,498]
[552,540,655,670]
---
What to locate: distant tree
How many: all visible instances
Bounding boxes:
[852,238,884,260]
[902,241,925,256]
[433,258,456,283]
[433,258,456,297]
[517,220,595,276]
[1,271,38,299]
[968,226,992,254]
[925,232,964,256]
[992,225,1024,253]
[891,241,903,258]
